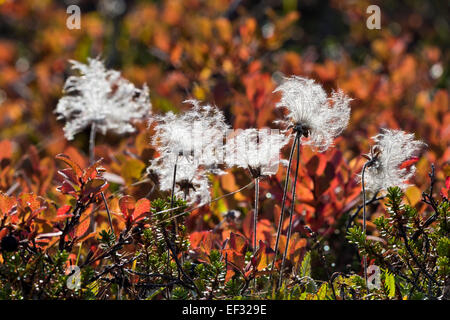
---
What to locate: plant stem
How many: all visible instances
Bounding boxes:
[161,227,201,296]
[269,133,299,281]
[253,176,260,291]
[361,162,369,288]
[89,121,96,165]
[170,154,180,260]
[89,122,114,234]
[101,192,114,232]
[278,134,301,289]
[94,162,119,297]
[170,154,179,210]
[165,154,180,299]
[253,177,259,255]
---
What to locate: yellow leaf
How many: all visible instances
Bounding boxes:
[121,158,145,184]
[220,173,246,201]
[193,85,206,101]
[405,186,421,206]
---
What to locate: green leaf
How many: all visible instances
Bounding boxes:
[384,271,395,298]
[300,251,311,278]
[316,283,329,300]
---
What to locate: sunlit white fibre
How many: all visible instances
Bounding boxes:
[274,76,351,151]
[55,57,151,140]
[360,128,426,193]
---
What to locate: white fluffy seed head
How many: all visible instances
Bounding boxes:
[225,128,289,177]
[149,99,229,169]
[148,156,211,206]
[148,100,230,205]
[55,57,151,140]
[360,128,426,193]
[273,76,352,152]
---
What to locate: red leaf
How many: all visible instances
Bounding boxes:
[0,140,12,162]
[440,188,448,199]
[228,232,248,254]
[133,198,151,222]
[224,249,246,271]
[189,231,205,250]
[82,159,104,183]
[119,195,135,220]
[306,155,320,176]
[58,168,79,185]
[74,215,91,239]
[58,181,77,195]
[189,231,219,258]
[56,154,83,178]
[399,157,419,169]
[57,204,72,216]
[82,179,108,201]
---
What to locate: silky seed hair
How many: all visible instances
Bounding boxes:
[55,57,151,140]
[360,128,426,193]
[273,76,351,152]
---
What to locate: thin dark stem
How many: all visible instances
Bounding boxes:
[170,154,179,210]
[101,192,114,233]
[269,133,298,281]
[89,122,96,165]
[89,122,113,234]
[170,154,181,261]
[161,227,201,296]
[170,154,180,238]
[412,164,439,241]
[278,134,301,289]
[166,154,179,298]
[346,193,383,232]
[253,177,259,254]
[59,204,83,251]
[361,162,369,288]
[253,176,260,291]
[399,225,440,287]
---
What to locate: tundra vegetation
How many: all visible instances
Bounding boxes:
[0,0,448,300]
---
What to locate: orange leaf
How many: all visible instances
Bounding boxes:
[56,154,83,178]
[252,240,275,271]
[74,214,91,239]
[57,205,72,217]
[133,198,151,222]
[18,193,41,212]
[0,140,12,162]
[82,179,108,199]
[0,193,15,217]
[228,232,248,254]
[119,195,135,220]
[82,159,104,183]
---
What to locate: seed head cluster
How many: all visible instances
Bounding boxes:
[273,76,351,152]
[56,58,428,206]
[55,58,151,140]
[225,128,289,177]
[360,128,426,193]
